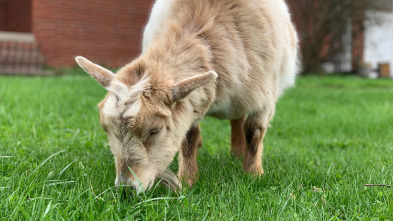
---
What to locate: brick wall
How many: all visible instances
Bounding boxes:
[0,0,32,32]
[0,0,4,30]
[32,0,154,68]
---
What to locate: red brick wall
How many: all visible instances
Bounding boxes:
[0,0,32,32]
[0,0,5,30]
[32,0,154,68]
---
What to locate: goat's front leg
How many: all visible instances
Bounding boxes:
[178,124,201,186]
[231,117,246,158]
[243,111,271,176]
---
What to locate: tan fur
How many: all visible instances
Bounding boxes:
[231,117,246,158]
[76,0,298,191]
[76,56,114,88]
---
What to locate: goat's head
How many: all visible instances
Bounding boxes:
[75,56,217,193]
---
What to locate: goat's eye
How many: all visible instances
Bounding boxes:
[149,126,162,136]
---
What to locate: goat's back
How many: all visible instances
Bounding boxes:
[144,0,298,119]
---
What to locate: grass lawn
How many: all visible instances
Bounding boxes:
[1,73,393,220]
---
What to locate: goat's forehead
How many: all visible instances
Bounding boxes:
[101,79,149,119]
[100,83,169,121]
[101,93,141,120]
[112,76,150,99]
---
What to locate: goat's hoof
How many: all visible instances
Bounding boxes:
[231,151,244,159]
[178,174,197,188]
[244,166,264,177]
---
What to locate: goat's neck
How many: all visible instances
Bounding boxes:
[145,31,213,81]
[144,33,216,120]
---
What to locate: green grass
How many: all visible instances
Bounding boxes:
[1,74,393,220]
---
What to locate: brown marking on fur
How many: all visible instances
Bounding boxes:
[178,125,201,186]
[243,112,270,176]
[197,126,202,148]
[243,127,266,176]
[115,59,147,86]
[231,117,246,158]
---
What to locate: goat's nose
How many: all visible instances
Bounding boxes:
[115,174,136,198]
[115,173,131,186]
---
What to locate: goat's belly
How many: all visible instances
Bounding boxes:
[206,100,233,119]
[206,97,251,120]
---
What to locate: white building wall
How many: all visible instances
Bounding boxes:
[364,10,393,77]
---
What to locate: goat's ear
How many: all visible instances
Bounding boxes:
[172,71,218,102]
[75,56,115,89]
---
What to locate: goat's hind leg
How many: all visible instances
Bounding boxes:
[243,111,271,176]
[178,124,201,186]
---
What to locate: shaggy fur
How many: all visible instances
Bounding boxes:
[76,0,298,192]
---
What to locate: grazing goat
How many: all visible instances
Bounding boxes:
[76,0,298,192]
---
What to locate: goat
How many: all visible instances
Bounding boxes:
[75,0,298,192]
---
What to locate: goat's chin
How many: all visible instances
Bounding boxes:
[158,169,182,192]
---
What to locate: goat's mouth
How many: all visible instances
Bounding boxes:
[158,169,182,192]
[116,168,182,195]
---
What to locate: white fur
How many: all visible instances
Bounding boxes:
[110,81,129,98]
[127,75,150,98]
[276,0,299,96]
[123,100,142,118]
[102,94,118,117]
[103,76,150,118]
[278,49,298,97]
[142,0,175,51]
[207,99,232,117]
